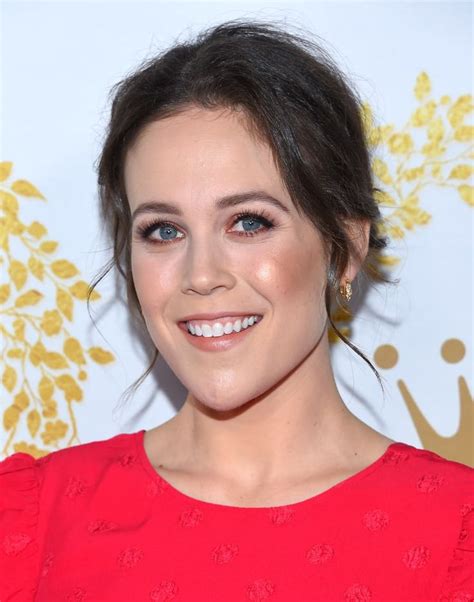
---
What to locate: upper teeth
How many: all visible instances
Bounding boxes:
[186,315,261,337]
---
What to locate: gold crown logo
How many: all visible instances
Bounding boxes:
[374,338,473,466]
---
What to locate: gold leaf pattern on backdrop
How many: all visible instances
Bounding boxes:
[11,179,45,199]
[64,337,86,365]
[27,221,47,239]
[27,409,41,437]
[40,309,63,336]
[331,73,472,343]
[448,164,473,179]
[414,72,431,101]
[14,289,43,308]
[0,164,114,457]
[40,240,58,254]
[38,375,54,401]
[43,352,69,370]
[0,190,19,213]
[2,366,17,393]
[0,162,13,182]
[28,256,45,280]
[0,284,10,304]
[55,374,83,402]
[56,288,74,321]
[458,185,474,205]
[9,260,28,290]
[51,259,79,279]
[88,347,115,365]
[70,280,100,301]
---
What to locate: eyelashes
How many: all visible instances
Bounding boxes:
[135,209,276,246]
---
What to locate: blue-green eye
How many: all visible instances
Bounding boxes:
[136,209,275,245]
[233,213,267,233]
[231,209,275,235]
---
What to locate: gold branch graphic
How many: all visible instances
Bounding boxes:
[0,162,115,458]
[329,72,473,343]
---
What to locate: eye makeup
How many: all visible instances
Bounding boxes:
[134,208,277,246]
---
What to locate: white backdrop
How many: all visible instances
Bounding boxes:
[1,0,472,465]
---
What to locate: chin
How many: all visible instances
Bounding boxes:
[186,386,263,416]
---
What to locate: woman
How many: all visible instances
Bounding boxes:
[1,21,472,601]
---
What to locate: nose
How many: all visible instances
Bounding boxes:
[181,239,234,295]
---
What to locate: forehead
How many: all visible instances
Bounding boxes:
[128,105,265,155]
[123,106,289,211]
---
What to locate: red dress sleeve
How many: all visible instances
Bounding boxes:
[439,504,474,601]
[0,453,41,601]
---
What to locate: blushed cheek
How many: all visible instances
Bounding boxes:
[254,242,326,325]
[255,244,322,295]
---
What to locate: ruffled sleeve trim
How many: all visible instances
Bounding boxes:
[0,453,41,601]
[439,504,474,601]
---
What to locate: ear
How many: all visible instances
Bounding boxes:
[342,218,371,282]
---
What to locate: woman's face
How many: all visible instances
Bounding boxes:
[124,106,330,412]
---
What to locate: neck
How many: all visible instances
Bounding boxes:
[160,336,366,487]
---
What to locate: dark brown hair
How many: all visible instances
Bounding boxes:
[89,20,395,402]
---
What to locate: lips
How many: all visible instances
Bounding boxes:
[178,313,263,351]
[178,314,263,338]
[178,311,263,323]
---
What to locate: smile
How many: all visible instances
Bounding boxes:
[177,315,264,352]
[186,315,262,338]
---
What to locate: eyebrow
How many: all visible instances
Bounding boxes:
[131,190,290,222]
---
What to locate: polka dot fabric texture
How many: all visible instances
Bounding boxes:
[0,431,472,601]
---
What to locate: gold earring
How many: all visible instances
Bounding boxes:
[339,280,352,302]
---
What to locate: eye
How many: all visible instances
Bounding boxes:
[136,221,184,244]
[134,209,276,245]
[231,210,275,237]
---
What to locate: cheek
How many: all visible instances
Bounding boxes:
[255,243,325,306]
[131,250,175,310]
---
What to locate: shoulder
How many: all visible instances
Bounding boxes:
[382,442,473,504]
[0,430,143,600]
[42,428,141,467]
[367,442,474,550]
[2,429,141,483]
[381,443,474,597]
[378,442,474,522]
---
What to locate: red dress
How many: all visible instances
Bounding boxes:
[0,430,472,601]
